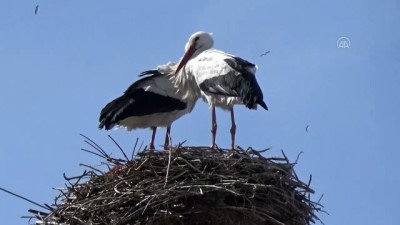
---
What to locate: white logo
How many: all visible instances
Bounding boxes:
[337,37,351,49]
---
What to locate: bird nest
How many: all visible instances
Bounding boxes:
[31,135,324,225]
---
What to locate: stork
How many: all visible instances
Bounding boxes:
[175,32,268,149]
[99,62,198,150]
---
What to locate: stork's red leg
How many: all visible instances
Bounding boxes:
[149,127,156,150]
[164,126,171,150]
[230,107,236,149]
[211,105,217,149]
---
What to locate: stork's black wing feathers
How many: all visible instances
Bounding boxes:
[99,89,186,130]
[99,70,186,130]
[199,57,268,110]
[138,69,160,77]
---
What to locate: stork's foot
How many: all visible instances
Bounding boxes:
[211,124,217,151]
[210,143,220,153]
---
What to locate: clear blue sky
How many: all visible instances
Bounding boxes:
[1,0,399,224]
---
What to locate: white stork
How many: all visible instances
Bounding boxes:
[99,62,198,150]
[175,31,268,149]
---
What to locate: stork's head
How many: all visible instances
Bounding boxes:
[176,31,214,74]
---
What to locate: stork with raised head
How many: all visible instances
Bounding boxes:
[99,62,198,150]
[175,32,268,149]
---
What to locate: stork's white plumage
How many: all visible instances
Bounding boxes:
[99,62,198,150]
[176,32,268,149]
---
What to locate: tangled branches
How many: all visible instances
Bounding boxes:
[31,136,324,225]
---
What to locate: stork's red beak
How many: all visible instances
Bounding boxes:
[175,45,196,74]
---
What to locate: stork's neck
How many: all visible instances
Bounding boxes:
[169,66,201,101]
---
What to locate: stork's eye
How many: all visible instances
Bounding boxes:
[194,36,200,41]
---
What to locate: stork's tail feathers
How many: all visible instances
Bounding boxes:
[241,76,268,111]
[98,120,110,130]
[257,99,268,110]
[223,57,268,111]
[244,98,268,110]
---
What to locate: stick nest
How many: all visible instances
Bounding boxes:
[32,138,323,225]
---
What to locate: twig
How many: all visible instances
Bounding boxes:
[79,163,104,175]
[294,151,304,165]
[80,148,107,159]
[164,149,172,188]
[131,138,139,160]
[0,187,50,211]
[174,157,203,174]
[80,133,108,156]
[108,135,129,161]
